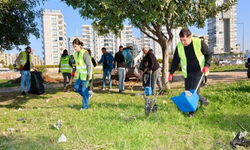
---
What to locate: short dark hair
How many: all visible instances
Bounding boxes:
[179,28,192,37]
[72,38,83,46]
[119,46,123,48]
[101,47,106,51]
[149,49,153,52]
[25,46,31,50]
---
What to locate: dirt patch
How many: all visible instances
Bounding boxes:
[11,75,64,84]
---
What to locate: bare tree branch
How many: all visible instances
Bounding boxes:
[135,22,159,42]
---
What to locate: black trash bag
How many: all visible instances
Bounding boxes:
[230,131,250,148]
[30,71,45,94]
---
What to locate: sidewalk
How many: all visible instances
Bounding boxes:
[0,83,63,93]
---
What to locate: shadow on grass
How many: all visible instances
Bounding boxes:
[0,134,64,149]
[0,87,65,109]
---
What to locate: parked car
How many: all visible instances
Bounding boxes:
[215,59,232,66]
[232,59,244,65]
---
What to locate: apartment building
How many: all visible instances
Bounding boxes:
[82,25,133,61]
[0,50,42,67]
[141,27,181,59]
[192,34,209,45]
[207,0,238,56]
[42,9,67,65]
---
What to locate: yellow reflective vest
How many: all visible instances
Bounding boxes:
[60,56,71,73]
[177,38,208,78]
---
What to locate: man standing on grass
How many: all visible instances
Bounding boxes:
[142,47,162,95]
[97,47,114,91]
[114,46,126,93]
[168,28,212,118]
[16,46,36,95]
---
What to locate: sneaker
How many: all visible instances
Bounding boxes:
[109,87,112,91]
[119,90,122,93]
[63,87,67,92]
[80,108,88,111]
[200,99,210,107]
[21,91,26,95]
[188,112,195,118]
[101,87,105,91]
[89,91,93,99]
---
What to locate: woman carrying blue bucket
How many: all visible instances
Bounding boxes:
[168,28,212,118]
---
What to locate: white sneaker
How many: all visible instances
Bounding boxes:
[89,91,93,99]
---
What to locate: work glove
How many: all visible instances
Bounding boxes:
[202,66,209,74]
[34,69,37,72]
[20,65,24,71]
[168,74,173,81]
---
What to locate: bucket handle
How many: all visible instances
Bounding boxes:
[194,73,204,93]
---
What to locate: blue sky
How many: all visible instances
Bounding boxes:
[5,0,250,58]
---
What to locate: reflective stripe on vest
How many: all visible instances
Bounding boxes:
[177,37,207,78]
[20,51,32,68]
[60,56,71,73]
[74,49,88,80]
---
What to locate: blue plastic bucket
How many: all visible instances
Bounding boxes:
[170,90,199,113]
[145,87,152,96]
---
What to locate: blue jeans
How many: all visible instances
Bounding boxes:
[20,70,30,92]
[103,69,112,88]
[74,77,89,109]
[117,68,125,91]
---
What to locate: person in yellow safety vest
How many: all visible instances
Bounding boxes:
[72,38,92,110]
[59,49,73,92]
[87,49,96,98]
[168,28,212,118]
[15,46,36,95]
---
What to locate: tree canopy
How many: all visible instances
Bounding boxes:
[0,0,46,51]
[62,0,237,87]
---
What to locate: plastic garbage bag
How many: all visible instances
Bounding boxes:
[30,71,45,94]
[54,120,63,130]
[58,134,67,143]
[230,131,250,148]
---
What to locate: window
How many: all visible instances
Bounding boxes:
[59,37,63,41]
[53,48,58,53]
[52,32,57,36]
[52,43,58,47]
[50,16,57,20]
[52,37,57,42]
[53,54,58,58]
[51,21,57,25]
[51,26,57,31]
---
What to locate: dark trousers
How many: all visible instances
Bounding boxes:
[185,70,207,111]
[62,73,71,87]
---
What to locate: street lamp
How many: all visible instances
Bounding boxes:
[237,23,244,61]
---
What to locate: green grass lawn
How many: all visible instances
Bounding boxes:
[0,79,20,88]
[0,80,250,149]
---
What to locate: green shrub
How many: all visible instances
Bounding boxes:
[157,59,163,63]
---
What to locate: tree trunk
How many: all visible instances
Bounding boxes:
[159,40,171,89]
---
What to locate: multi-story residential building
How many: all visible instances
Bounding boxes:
[207,0,238,56]
[132,37,142,52]
[192,34,209,46]
[42,9,67,65]
[68,36,84,56]
[82,25,133,61]
[0,50,42,67]
[141,27,181,59]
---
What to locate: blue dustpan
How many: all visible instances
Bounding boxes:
[170,74,204,113]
